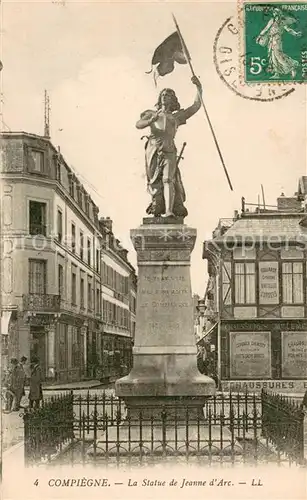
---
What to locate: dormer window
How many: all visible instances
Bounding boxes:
[31,150,44,173]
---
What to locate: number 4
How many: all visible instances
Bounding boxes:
[34,479,39,486]
[250,57,265,75]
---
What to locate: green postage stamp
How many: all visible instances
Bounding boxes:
[244,3,307,83]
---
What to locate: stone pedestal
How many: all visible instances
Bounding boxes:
[115,219,215,417]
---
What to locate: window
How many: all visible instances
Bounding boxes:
[87,238,91,266]
[96,289,100,314]
[85,195,89,215]
[29,201,46,236]
[87,281,92,310]
[282,262,304,304]
[29,259,46,294]
[80,277,85,309]
[58,264,64,297]
[80,232,84,261]
[56,163,61,182]
[57,210,63,243]
[96,249,100,273]
[71,327,80,368]
[31,150,44,173]
[71,223,76,253]
[234,262,256,304]
[71,269,77,305]
[69,175,75,198]
[222,262,232,305]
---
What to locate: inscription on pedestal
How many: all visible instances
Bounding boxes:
[137,249,191,261]
[135,264,193,347]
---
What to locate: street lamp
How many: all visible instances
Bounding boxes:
[197,298,206,316]
[196,298,207,339]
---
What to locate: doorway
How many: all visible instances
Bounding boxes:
[30,326,47,380]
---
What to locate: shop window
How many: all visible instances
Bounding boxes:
[71,327,80,368]
[282,262,304,304]
[59,324,68,370]
[234,262,256,304]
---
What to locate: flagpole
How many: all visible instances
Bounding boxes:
[172,14,234,192]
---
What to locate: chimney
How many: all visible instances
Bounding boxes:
[277,193,301,212]
[99,216,113,232]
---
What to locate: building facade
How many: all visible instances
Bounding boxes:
[202,183,307,393]
[1,132,136,383]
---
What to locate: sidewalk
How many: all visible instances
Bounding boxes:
[2,409,24,453]
[25,378,104,392]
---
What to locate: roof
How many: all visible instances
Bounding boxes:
[211,213,307,245]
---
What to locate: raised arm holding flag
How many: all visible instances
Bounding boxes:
[142,14,233,196]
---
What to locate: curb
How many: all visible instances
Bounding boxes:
[24,381,108,392]
[43,382,104,391]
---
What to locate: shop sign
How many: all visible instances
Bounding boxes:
[230,331,271,378]
[259,261,279,304]
[221,379,307,393]
[282,332,307,378]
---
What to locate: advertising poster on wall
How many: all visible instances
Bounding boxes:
[230,331,271,379]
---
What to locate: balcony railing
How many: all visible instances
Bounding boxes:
[29,223,47,236]
[23,294,60,312]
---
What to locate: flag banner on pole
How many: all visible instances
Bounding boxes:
[146,31,190,85]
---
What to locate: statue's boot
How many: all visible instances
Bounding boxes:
[163,181,175,217]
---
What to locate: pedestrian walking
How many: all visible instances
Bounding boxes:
[29,357,43,409]
[7,358,26,411]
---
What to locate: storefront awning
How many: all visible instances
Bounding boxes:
[197,322,218,345]
[1,311,12,335]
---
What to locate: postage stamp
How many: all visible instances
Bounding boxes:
[242,2,307,83]
[213,15,295,100]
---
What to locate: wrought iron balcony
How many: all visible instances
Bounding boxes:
[29,223,47,236]
[23,294,61,313]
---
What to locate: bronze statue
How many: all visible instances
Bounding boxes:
[136,76,202,218]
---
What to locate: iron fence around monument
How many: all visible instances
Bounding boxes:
[261,390,305,464]
[22,390,306,467]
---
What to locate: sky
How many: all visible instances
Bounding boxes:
[1,0,306,294]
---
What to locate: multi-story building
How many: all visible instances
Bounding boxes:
[1,131,136,383]
[202,180,307,393]
[98,216,136,382]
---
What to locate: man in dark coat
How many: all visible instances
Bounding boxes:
[7,358,26,411]
[29,357,43,409]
